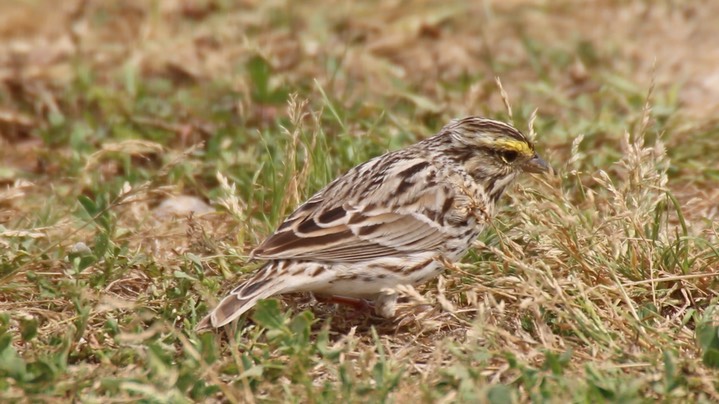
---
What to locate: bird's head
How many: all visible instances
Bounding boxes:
[433,116,550,201]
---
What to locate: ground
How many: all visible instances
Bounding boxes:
[1,0,719,402]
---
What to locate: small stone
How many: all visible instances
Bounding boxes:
[154,195,213,218]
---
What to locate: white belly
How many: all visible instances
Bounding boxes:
[287,254,444,297]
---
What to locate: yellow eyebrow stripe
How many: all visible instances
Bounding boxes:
[494,139,533,156]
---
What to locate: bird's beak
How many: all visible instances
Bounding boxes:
[523,153,551,174]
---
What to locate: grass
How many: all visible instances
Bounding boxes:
[2,0,719,402]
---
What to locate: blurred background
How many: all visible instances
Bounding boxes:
[3,0,718,223]
[2,0,718,148]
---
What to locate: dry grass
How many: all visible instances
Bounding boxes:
[2,0,719,402]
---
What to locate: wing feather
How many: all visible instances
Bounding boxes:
[253,207,453,263]
[251,153,468,263]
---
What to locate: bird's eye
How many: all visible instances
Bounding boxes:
[500,150,519,163]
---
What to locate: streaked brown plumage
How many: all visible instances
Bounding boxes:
[197,116,549,330]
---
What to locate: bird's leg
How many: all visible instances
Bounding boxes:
[315,292,398,318]
[315,294,373,312]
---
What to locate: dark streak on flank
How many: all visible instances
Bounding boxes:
[383,265,405,273]
[462,228,475,237]
[404,258,433,275]
[311,266,326,277]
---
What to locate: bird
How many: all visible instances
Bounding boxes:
[196,116,549,331]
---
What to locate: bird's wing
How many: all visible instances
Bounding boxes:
[251,155,464,263]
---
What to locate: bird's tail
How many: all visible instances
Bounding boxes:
[195,262,285,331]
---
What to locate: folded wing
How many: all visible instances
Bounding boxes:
[252,185,457,263]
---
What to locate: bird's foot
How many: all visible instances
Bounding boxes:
[374,291,398,318]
